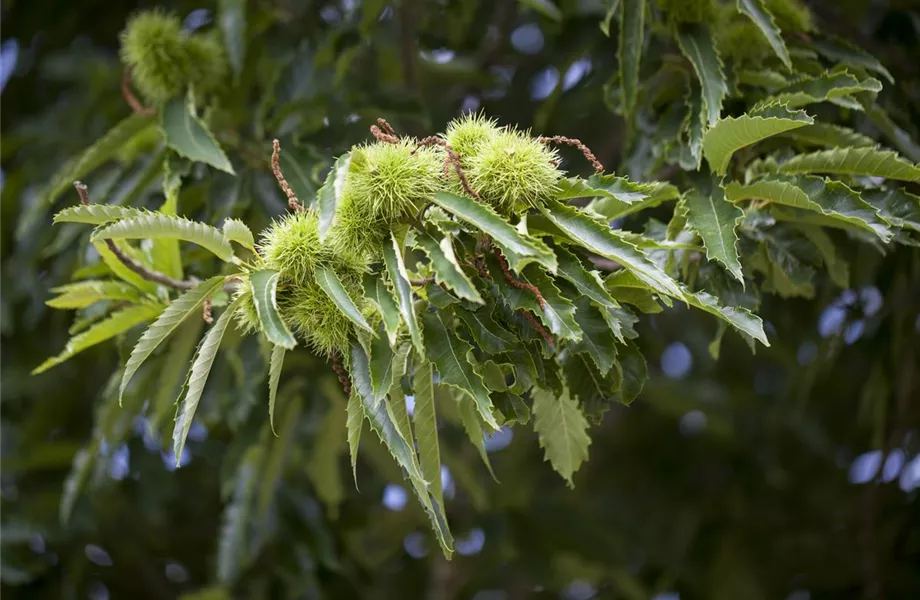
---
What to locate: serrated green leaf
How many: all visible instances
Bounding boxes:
[774,147,920,182]
[174,296,243,462]
[350,342,454,556]
[346,391,363,488]
[863,188,920,233]
[726,176,892,241]
[413,362,444,510]
[314,265,374,335]
[679,85,705,170]
[702,103,813,174]
[365,275,401,347]
[317,152,352,241]
[369,327,396,405]
[153,159,184,281]
[532,386,591,487]
[676,24,727,127]
[682,288,769,346]
[422,311,499,431]
[455,307,518,354]
[94,241,158,294]
[414,228,483,303]
[589,181,680,221]
[455,390,499,481]
[560,352,619,423]
[737,0,791,68]
[222,218,256,252]
[267,344,285,434]
[148,318,203,442]
[383,232,423,355]
[32,302,164,375]
[618,0,645,117]
[217,445,261,584]
[612,341,646,405]
[250,270,297,349]
[118,276,225,404]
[570,297,618,376]
[684,185,744,282]
[554,246,618,309]
[45,113,156,205]
[556,174,653,203]
[93,213,235,262]
[758,70,881,109]
[778,123,876,149]
[53,204,151,225]
[813,35,893,84]
[46,281,141,309]
[161,97,234,174]
[539,200,684,299]
[430,192,557,273]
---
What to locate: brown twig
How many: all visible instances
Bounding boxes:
[377,118,397,137]
[121,69,156,116]
[330,351,351,395]
[271,139,303,212]
[494,249,545,309]
[410,276,436,286]
[202,298,214,324]
[538,135,604,173]
[371,124,400,144]
[73,182,236,300]
[416,136,481,200]
[522,310,553,347]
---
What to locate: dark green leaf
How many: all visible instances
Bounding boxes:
[250,270,297,349]
[161,97,234,174]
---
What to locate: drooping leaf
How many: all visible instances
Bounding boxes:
[314,265,374,335]
[676,24,727,127]
[148,319,203,442]
[174,296,243,462]
[737,0,791,68]
[774,147,920,182]
[161,97,235,174]
[539,200,684,299]
[53,204,151,225]
[94,241,158,295]
[267,344,285,434]
[684,185,744,282]
[369,328,396,405]
[45,113,156,205]
[758,70,881,109]
[32,302,164,375]
[588,181,680,221]
[365,275,401,347]
[414,228,483,303]
[455,307,518,355]
[612,341,647,405]
[682,288,770,346]
[778,123,876,149]
[725,176,893,241]
[618,0,645,117]
[812,35,893,84]
[222,218,256,252]
[430,192,557,273]
[46,280,141,309]
[532,386,591,487]
[570,297,618,376]
[93,213,235,262]
[117,276,226,402]
[456,391,499,481]
[422,311,499,431]
[317,152,352,241]
[679,85,705,170]
[249,270,297,349]
[383,232,423,355]
[863,188,920,233]
[413,362,445,511]
[561,352,619,423]
[346,391,363,488]
[702,103,813,175]
[553,246,618,309]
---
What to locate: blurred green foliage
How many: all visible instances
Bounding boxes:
[2,1,919,599]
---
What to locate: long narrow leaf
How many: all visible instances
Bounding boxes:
[94,213,235,262]
[250,270,297,349]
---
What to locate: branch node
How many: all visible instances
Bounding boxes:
[271,139,304,212]
[377,118,397,136]
[538,135,604,173]
[370,124,400,144]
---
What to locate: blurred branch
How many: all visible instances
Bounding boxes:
[121,69,156,116]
